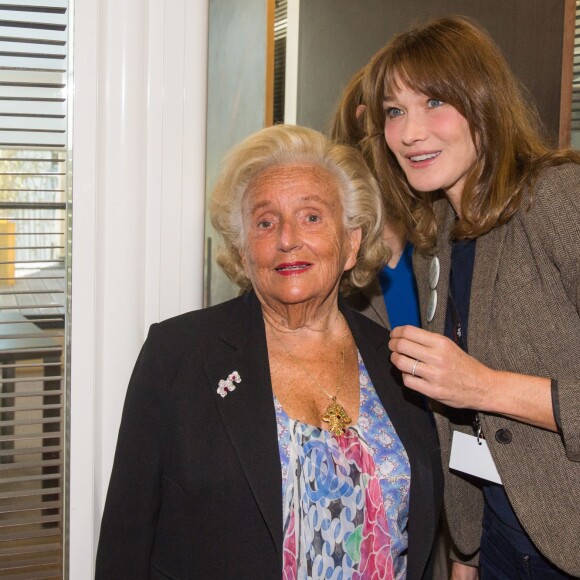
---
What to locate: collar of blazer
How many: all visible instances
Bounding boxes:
[419,199,508,363]
[357,278,391,330]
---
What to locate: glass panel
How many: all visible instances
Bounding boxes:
[204,0,269,306]
[0,153,66,579]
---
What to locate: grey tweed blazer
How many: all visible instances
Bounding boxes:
[413,164,580,576]
[346,278,391,330]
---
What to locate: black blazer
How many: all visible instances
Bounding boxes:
[95,291,443,579]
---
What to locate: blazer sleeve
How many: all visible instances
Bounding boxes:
[523,164,580,460]
[95,323,168,579]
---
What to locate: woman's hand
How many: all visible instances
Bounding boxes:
[388,325,493,410]
[451,562,479,580]
[389,325,557,431]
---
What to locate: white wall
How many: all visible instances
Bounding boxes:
[70,0,208,576]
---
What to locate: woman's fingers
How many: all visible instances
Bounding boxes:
[390,324,440,345]
[390,350,425,378]
[451,562,479,580]
[388,326,435,387]
[389,325,491,409]
[389,325,448,371]
[410,357,421,377]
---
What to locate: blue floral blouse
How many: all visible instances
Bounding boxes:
[274,353,410,579]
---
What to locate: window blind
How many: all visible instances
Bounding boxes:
[573,1,580,131]
[273,0,287,124]
[0,0,69,577]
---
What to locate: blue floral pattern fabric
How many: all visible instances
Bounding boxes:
[275,353,410,579]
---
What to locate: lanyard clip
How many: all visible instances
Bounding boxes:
[474,415,484,445]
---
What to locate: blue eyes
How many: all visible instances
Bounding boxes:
[385,107,403,119]
[384,98,445,119]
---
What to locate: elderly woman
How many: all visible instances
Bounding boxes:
[362,15,580,579]
[95,125,442,579]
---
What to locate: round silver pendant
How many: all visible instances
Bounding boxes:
[426,289,438,323]
[429,256,440,290]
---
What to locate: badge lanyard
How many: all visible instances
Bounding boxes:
[447,268,483,442]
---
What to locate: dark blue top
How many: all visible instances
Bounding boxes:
[444,238,539,555]
[378,242,421,329]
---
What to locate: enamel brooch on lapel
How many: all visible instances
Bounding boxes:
[427,256,440,323]
[217,371,241,398]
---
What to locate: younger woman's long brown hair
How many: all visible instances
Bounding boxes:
[362,15,580,251]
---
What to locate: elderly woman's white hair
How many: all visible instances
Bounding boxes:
[210,124,390,293]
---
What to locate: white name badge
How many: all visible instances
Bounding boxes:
[449,431,503,485]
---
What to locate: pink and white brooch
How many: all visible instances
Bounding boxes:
[217,371,241,398]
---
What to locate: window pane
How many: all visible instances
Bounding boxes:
[0,0,69,576]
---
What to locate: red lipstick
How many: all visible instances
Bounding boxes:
[275,261,312,276]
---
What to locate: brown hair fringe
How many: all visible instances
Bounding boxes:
[361,15,580,251]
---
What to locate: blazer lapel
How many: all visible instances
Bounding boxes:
[203,293,283,564]
[468,222,508,362]
[423,198,508,357]
[360,279,391,329]
[427,201,454,336]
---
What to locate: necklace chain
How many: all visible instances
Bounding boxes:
[268,312,352,436]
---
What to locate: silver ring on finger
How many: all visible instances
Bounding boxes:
[411,358,420,377]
